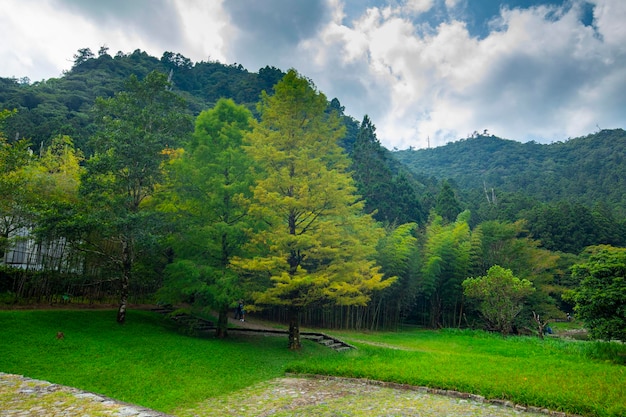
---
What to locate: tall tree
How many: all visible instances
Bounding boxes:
[435,180,461,223]
[374,222,419,329]
[80,71,192,323]
[233,70,393,349]
[568,245,626,341]
[419,210,472,328]
[351,115,422,225]
[156,98,254,337]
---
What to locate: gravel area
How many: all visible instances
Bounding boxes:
[1,372,577,417]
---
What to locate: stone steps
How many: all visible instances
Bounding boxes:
[150,306,355,352]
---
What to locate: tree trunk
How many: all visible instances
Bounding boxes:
[117,272,129,324]
[216,304,229,338]
[288,307,301,350]
[117,239,132,324]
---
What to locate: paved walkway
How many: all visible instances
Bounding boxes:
[0,373,170,417]
[1,372,575,417]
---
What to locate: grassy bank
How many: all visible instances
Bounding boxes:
[1,310,624,416]
[287,328,626,417]
[0,309,329,412]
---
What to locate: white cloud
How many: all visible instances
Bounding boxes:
[403,0,434,15]
[302,0,626,149]
[171,0,230,63]
[1,0,624,150]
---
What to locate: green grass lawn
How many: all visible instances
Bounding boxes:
[1,310,624,416]
[0,309,331,412]
[288,328,626,417]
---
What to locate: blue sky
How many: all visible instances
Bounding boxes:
[1,0,624,150]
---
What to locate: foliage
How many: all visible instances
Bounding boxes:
[393,130,626,253]
[434,180,461,222]
[373,222,420,328]
[568,245,626,341]
[350,115,424,225]
[156,98,255,336]
[75,71,192,323]
[468,220,562,324]
[417,211,472,328]
[393,130,626,215]
[463,265,535,334]
[522,201,626,253]
[0,109,35,259]
[1,49,284,154]
[234,70,394,348]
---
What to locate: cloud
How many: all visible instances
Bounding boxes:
[299,0,625,149]
[221,0,331,71]
[1,0,624,150]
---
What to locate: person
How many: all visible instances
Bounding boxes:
[234,299,244,321]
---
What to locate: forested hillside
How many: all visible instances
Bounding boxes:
[393,130,626,213]
[0,48,285,154]
[1,48,624,338]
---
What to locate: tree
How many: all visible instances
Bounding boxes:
[80,71,192,323]
[419,210,472,328]
[72,47,95,67]
[568,245,626,341]
[156,98,254,337]
[435,180,461,223]
[350,115,423,225]
[0,109,35,261]
[374,222,419,329]
[463,265,535,335]
[233,70,393,349]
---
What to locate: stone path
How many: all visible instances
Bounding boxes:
[0,373,170,417]
[1,372,577,417]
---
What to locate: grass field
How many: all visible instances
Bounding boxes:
[0,309,624,416]
[0,309,331,412]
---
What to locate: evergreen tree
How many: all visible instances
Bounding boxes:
[351,115,422,225]
[435,180,461,223]
[156,98,254,337]
[233,70,393,349]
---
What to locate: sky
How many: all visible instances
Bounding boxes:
[1,0,625,150]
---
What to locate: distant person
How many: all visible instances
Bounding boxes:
[234,299,244,321]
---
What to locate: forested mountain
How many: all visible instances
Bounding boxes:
[393,130,625,214]
[0,48,285,154]
[2,48,624,255]
[2,48,625,336]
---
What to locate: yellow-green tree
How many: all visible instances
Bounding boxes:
[233,70,393,349]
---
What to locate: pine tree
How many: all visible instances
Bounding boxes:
[233,70,393,349]
[156,98,254,337]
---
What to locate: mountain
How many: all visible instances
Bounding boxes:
[392,129,626,216]
[0,49,286,153]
